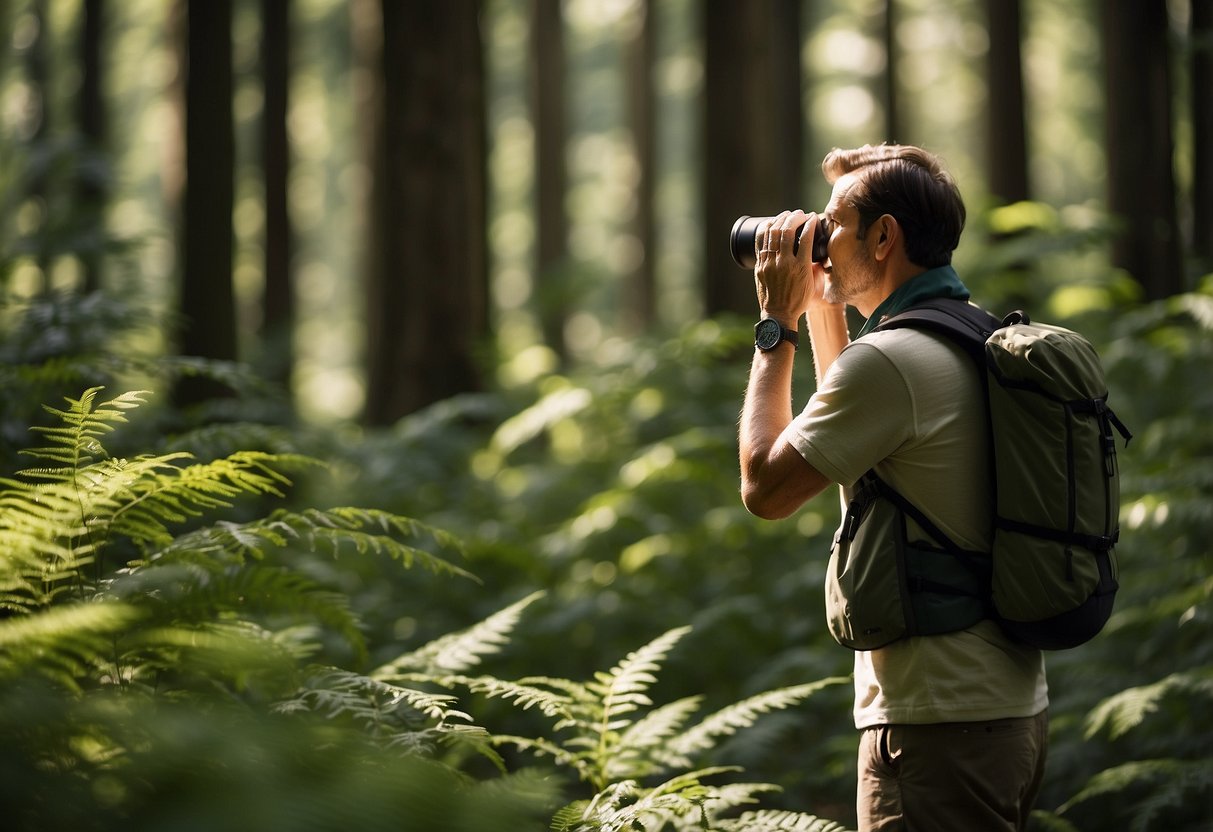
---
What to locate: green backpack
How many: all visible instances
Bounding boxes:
[826,299,1131,651]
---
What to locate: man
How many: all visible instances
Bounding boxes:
[738,144,1049,831]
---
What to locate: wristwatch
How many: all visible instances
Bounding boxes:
[754,318,799,352]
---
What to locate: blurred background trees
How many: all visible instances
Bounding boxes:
[5,0,1206,421]
[1,1,1211,830]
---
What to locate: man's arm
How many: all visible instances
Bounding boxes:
[739,338,830,519]
[738,210,850,519]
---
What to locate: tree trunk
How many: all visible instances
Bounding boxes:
[78,0,107,293]
[26,0,51,291]
[1102,1,1184,299]
[625,0,657,332]
[883,0,901,142]
[363,1,488,424]
[985,0,1028,206]
[175,0,238,406]
[260,0,294,390]
[703,0,803,318]
[529,0,569,360]
[1193,0,1213,273]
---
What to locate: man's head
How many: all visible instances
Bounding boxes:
[821,144,965,269]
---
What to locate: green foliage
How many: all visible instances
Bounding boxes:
[0,387,555,829]
[400,622,850,830]
[1,385,863,830]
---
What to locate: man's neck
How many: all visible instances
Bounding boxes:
[852,263,926,318]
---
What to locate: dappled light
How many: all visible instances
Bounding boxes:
[1,0,1211,830]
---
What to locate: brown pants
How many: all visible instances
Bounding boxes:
[857,711,1048,832]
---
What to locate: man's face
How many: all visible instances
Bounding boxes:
[820,174,880,306]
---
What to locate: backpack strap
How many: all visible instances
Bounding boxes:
[872,297,1002,363]
[838,470,990,576]
[871,474,990,573]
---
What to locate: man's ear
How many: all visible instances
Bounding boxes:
[871,214,899,262]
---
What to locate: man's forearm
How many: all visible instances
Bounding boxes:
[740,341,797,474]
[806,306,850,387]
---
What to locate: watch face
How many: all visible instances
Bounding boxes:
[755,319,782,350]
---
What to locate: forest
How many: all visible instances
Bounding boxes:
[1,0,1210,830]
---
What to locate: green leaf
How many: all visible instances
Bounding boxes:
[373,591,545,678]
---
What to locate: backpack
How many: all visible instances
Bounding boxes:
[825,298,1131,651]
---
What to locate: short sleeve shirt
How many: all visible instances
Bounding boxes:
[788,327,1048,728]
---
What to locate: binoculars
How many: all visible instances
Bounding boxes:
[730,215,829,269]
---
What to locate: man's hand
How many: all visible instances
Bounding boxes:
[754,209,828,326]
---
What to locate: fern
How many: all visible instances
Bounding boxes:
[661,677,850,765]
[18,387,149,475]
[373,591,545,678]
[1057,758,1213,832]
[153,507,476,582]
[274,665,474,730]
[105,559,369,663]
[0,601,143,689]
[422,621,849,828]
[715,810,855,832]
[1083,668,1213,741]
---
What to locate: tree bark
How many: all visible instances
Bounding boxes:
[626,0,657,332]
[529,0,569,360]
[175,0,238,406]
[363,1,488,424]
[1193,0,1213,273]
[1102,1,1184,299]
[260,0,294,390]
[703,0,803,318]
[883,0,901,143]
[985,0,1029,206]
[78,0,107,293]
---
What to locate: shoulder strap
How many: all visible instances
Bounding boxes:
[872,298,1003,363]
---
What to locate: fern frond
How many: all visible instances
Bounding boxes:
[104,452,302,548]
[372,591,544,678]
[152,507,474,583]
[715,809,855,832]
[699,780,783,815]
[578,767,741,831]
[665,677,850,760]
[273,665,476,732]
[235,507,476,579]
[124,619,303,690]
[434,674,576,721]
[1083,669,1213,740]
[550,800,594,832]
[492,733,589,776]
[1057,757,1213,830]
[593,625,692,724]
[107,560,367,661]
[607,695,704,778]
[20,388,149,475]
[0,601,143,689]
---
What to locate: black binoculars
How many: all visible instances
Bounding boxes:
[730,215,829,269]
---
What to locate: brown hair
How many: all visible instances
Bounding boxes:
[821,144,966,268]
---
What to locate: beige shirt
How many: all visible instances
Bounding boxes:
[789,327,1048,728]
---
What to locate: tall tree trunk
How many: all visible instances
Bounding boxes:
[1193,0,1213,274]
[703,0,803,318]
[529,0,568,361]
[260,0,294,390]
[1102,2,1184,299]
[175,0,238,406]
[78,0,107,293]
[363,1,488,424]
[27,0,51,292]
[626,0,657,332]
[883,0,901,142]
[985,0,1028,206]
